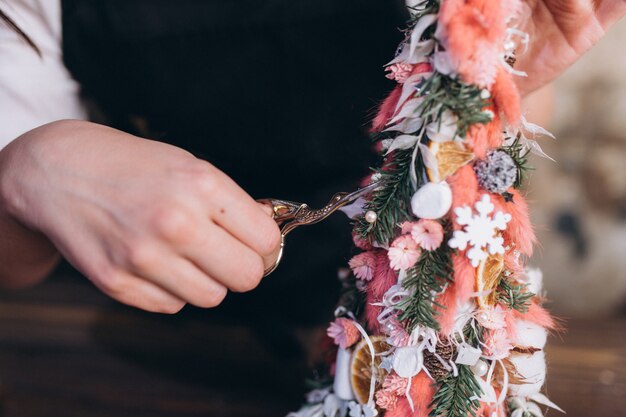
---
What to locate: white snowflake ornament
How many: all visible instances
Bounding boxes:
[448,194,511,267]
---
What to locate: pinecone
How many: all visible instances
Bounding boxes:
[423,342,457,380]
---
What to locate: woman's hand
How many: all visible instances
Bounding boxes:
[0,120,282,313]
[517,0,626,95]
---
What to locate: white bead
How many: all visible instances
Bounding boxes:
[471,360,489,377]
[365,210,378,223]
[480,89,491,99]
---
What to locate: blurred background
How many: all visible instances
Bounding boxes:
[0,10,624,417]
[523,17,626,417]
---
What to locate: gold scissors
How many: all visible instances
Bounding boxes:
[257,181,379,276]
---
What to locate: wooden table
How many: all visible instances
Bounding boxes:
[0,267,623,417]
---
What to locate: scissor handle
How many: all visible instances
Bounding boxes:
[257,182,378,277]
[262,234,285,277]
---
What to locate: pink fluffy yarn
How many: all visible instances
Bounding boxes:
[384,373,434,417]
[364,250,398,332]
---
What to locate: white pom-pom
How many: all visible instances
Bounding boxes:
[411,182,453,219]
[509,351,546,397]
[393,346,424,378]
[513,320,548,349]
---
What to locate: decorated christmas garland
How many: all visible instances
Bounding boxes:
[288,1,565,417]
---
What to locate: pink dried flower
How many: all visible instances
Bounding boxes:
[400,221,415,235]
[375,389,398,410]
[388,235,421,271]
[349,252,376,281]
[410,219,445,251]
[483,328,512,359]
[327,318,361,349]
[385,63,414,83]
[476,306,507,330]
[382,373,409,396]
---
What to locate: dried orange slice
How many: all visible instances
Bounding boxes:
[426,141,474,183]
[350,335,390,404]
[476,252,505,308]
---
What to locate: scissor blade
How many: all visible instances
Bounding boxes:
[338,181,381,207]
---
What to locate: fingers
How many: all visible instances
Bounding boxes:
[133,251,228,308]
[596,0,626,28]
[201,169,282,258]
[180,221,269,292]
[256,202,283,270]
[91,268,187,314]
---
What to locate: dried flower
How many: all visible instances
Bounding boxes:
[410,219,445,251]
[476,306,508,330]
[474,150,518,194]
[388,235,422,271]
[327,318,361,349]
[382,373,409,396]
[483,328,513,359]
[349,252,377,281]
[385,63,414,83]
[375,389,398,410]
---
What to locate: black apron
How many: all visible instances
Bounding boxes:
[61,0,407,324]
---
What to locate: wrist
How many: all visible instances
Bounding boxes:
[0,126,61,287]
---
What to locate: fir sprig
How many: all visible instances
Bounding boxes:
[496,277,535,313]
[429,364,483,417]
[501,134,533,188]
[355,149,421,243]
[397,243,454,332]
[416,73,492,137]
[463,320,484,347]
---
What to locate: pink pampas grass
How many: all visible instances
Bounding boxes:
[467,111,504,159]
[364,250,398,332]
[493,66,522,126]
[384,373,434,417]
[371,85,402,133]
[448,165,480,218]
[436,254,477,335]
[492,190,536,256]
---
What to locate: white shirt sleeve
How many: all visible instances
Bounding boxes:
[0,0,86,148]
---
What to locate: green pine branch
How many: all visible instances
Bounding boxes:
[501,135,533,189]
[429,364,483,417]
[416,73,493,138]
[355,149,421,244]
[496,277,535,313]
[397,243,454,332]
[463,320,484,347]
